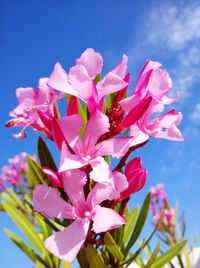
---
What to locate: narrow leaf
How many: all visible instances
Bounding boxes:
[145,241,160,268]
[104,232,124,261]
[151,241,187,268]
[124,193,151,256]
[26,155,49,187]
[37,137,57,171]
[123,206,139,244]
[2,202,45,253]
[86,244,105,268]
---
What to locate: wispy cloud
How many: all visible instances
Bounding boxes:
[127,1,200,101]
[190,103,200,124]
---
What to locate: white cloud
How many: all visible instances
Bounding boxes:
[127,1,200,102]
[190,103,200,124]
[144,2,200,51]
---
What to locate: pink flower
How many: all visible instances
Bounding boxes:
[0,152,35,186]
[120,60,183,146]
[119,157,147,200]
[52,109,132,185]
[6,78,59,139]
[150,184,175,228]
[33,170,125,262]
[48,48,128,113]
[0,177,5,191]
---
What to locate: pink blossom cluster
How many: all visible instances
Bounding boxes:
[0,152,34,189]
[6,48,183,262]
[150,184,175,228]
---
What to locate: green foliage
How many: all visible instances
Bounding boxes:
[86,244,105,268]
[151,241,187,268]
[104,232,124,261]
[37,137,57,171]
[26,155,49,187]
[124,193,151,256]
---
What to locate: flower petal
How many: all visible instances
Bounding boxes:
[87,183,113,208]
[89,157,114,185]
[111,55,128,79]
[48,63,78,96]
[33,185,75,219]
[56,115,83,147]
[59,142,88,172]
[98,72,128,97]
[92,205,125,233]
[44,220,90,262]
[69,65,94,101]
[62,170,86,208]
[97,137,132,158]
[84,110,110,147]
[76,48,103,79]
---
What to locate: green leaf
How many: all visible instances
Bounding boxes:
[6,188,25,210]
[77,248,90,268]
[2,202,45,253]
[124,193,151,256]
[34,212,52,239]
[86,244,105,268]
[145,241,160,268]
[77,100,87,138]
[26,155,49,187]
[62,261,71,268]
[104,232,124,261]
[123,206,139,244]
[151,241,187,268]
[37,137,57,171]
[1,192,18,206]
[124,211,165,267]
[4,229,49,267]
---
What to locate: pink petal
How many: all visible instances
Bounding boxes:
[111,55,128,79]
[42,167,63,187]
[56,115,83,147]
[121,96,152,129]
[67,96,78,115]
[59,142,88,172]
[89,157,114,185]
[135,60,162,93]
[92,205,125,233]
[33,185,75,219]
[97,72,128,97]
[15,87,35,104]
[69,65,94,101]
[87,183,113,208]
[62,170,86,208]
[156,125,184,141]
[76,48,103,79]
[129,125,149,147]
[44,220,90,262]
[109,172,128,200]
[97,137,132,158]
[52,118,66,150]
[84,110,110,147]
[48,63,78,96]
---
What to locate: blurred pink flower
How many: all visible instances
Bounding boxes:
[150,184,175,228]
[0,152,35,186]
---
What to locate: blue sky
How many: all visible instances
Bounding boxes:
[0,0,200,267]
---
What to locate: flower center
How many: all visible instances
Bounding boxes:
[84,211,91,218]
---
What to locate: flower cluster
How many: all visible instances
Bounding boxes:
[0,152,33,189]
[6,48,183,263]
[150,184,175,228]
